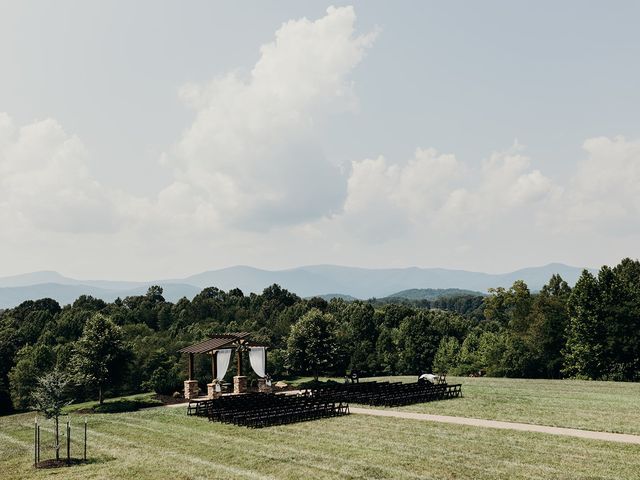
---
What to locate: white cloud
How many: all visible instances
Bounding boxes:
[339,143,558,239]
[0,114,125,234]
[551,136,640,234]
[164,6,377,230]
[340,148,464,239]
[439,143,559,228]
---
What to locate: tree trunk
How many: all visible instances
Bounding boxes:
[99,385,103,405]
[55,416,59,461]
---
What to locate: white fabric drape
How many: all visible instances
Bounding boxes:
[215,349,233,381]
[249,347,266,378]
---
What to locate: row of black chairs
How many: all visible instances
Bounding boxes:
[189,393,349,428]
[309,380,393,401]
[309,380,462,407]
[365,382,462,407]
[187,380,462,427]
[223,397,349,428]
[188,392,271,417]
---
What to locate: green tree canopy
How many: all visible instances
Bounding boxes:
[396,311,443,374]
[286,308,336,380]
[72,313,131,404]
[8,343,55,410]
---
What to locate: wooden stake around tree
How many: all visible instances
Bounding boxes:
[84,418,87,462]
[31,370,72,463]
[66,421,71,465]
[34,418,37,467]
[55,416,60,461]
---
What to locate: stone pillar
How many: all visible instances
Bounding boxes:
[207,383,221,399]
[184,380,199,399]
[257,378,272,394]
[233,375,247,394]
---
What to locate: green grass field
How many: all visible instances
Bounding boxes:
[1,377,639,479]
[364,376,640,434]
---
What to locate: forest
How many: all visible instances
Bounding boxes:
[1,258,639,414]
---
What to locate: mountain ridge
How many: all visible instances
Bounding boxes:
[0,263,596,309]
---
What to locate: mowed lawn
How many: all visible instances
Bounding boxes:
[1,405,640,480]
[363,376,640,435]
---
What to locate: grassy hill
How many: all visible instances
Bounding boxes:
[383,288,485,301]
[1,377,639,479]
[310,293,359,301]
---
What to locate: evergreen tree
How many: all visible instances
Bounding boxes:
[527,274,571,378]
[608,259,640,380]
[563,270,605,378]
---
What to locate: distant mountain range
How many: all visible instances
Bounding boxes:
[0,263,595,309]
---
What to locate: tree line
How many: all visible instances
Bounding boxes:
[1,258,638,414]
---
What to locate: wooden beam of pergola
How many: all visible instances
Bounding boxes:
[178,332,268,379]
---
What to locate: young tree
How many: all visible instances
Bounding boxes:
[31,371,72,461]
[72,314,130,404]
[286,309,336,381]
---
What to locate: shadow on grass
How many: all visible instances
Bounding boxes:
[76,398,163,414]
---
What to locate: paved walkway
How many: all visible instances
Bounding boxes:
[349,407,640,445]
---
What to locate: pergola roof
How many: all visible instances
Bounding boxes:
[178,332,252,354]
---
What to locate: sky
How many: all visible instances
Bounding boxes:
[1,1,639,280]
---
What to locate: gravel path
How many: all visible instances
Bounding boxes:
[349,407,640,445]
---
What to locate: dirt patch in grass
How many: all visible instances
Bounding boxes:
[35,458,85,469]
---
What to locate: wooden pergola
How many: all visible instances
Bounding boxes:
[178,332,268,397]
